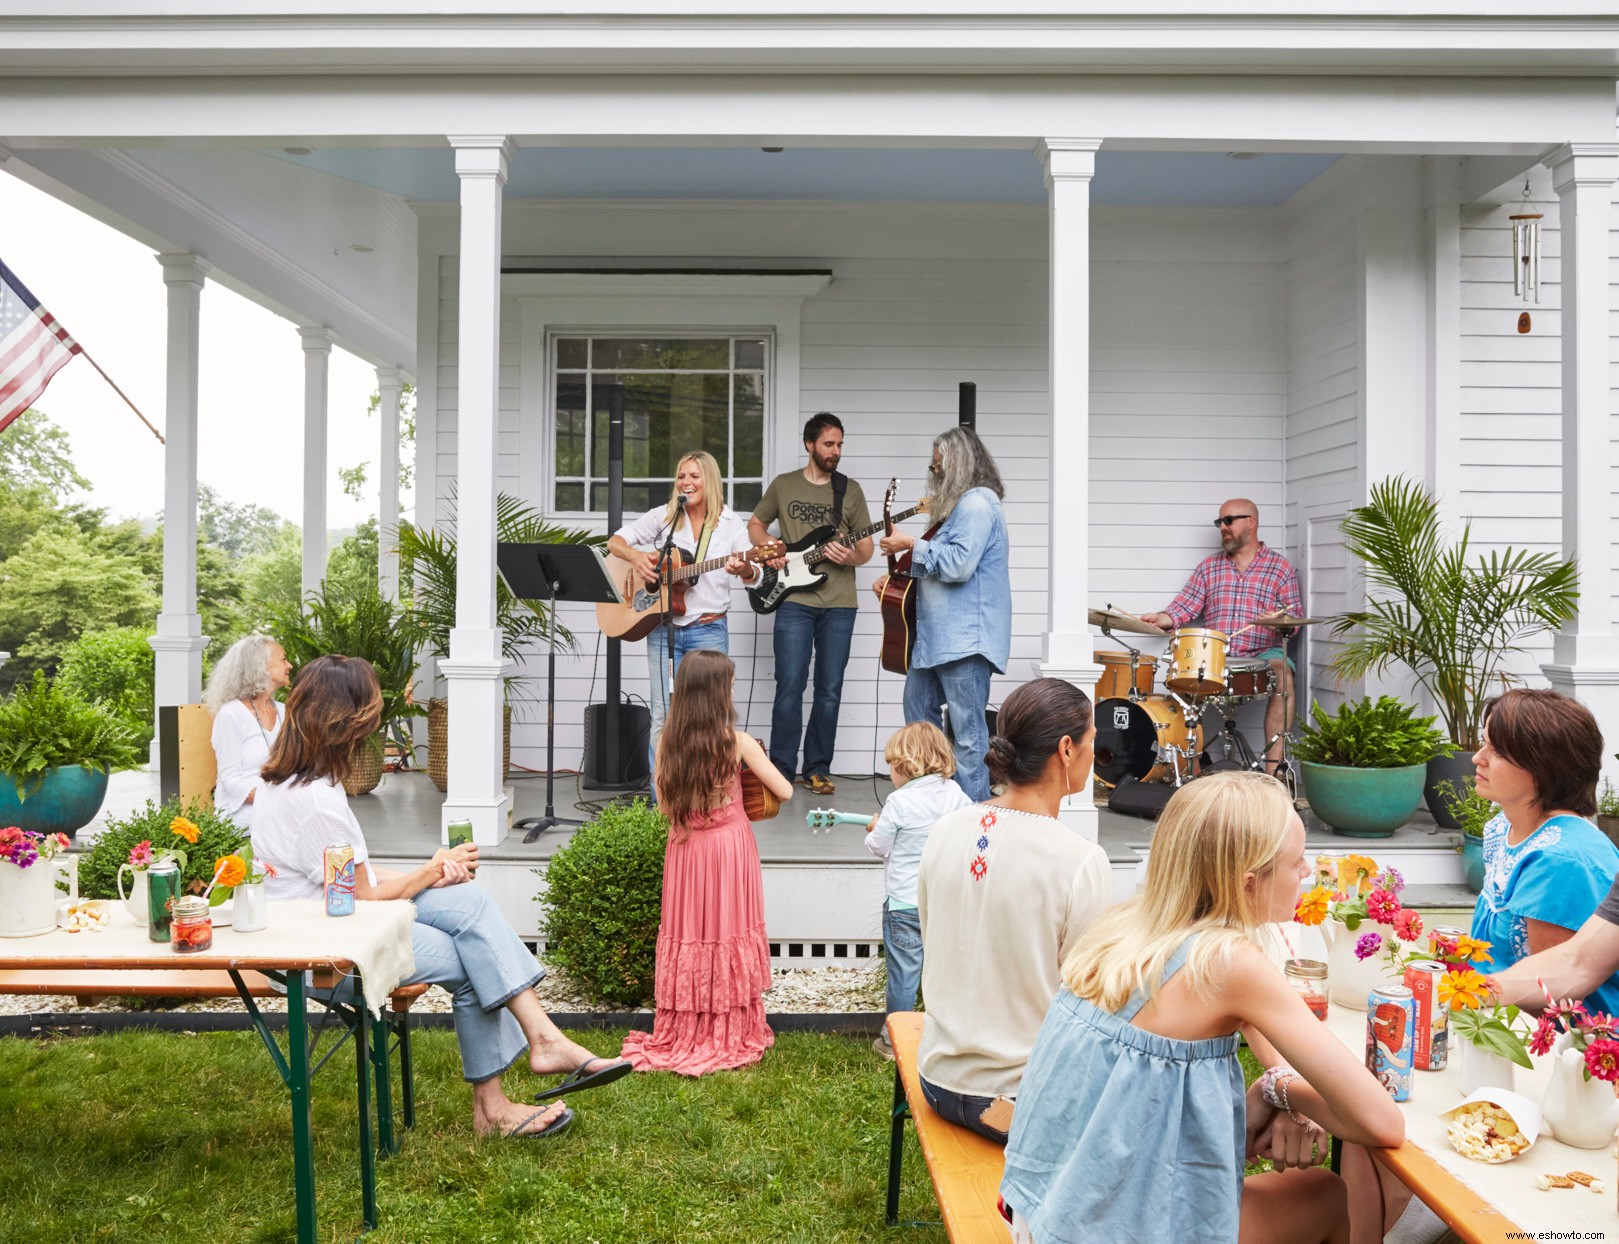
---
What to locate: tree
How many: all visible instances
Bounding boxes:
[239,523,304,621]
[325,518,380,601]
[56,626,157,749]
[196,484,283,559]
[340,382,416,503]
[0,408,91,495]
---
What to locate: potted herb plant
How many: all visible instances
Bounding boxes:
[0,672,144,839]
[1328,477,1578,828]
[395,493,600,792]
[1434,777,1497,893]
[1293,695,1455,837]
[268,583,425,795]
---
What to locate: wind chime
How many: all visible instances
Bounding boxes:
[1509,179,1542,334]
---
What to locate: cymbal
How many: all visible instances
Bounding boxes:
[1254,611,1325,629]
[1088,606,1165,637]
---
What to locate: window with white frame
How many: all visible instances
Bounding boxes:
[551,334,768,516]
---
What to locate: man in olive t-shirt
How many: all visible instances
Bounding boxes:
[747,413,874,794]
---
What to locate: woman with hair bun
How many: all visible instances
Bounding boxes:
[913,677,1111,1143]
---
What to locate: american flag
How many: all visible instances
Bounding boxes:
[0,259,82,435]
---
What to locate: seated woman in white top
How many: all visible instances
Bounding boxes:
[915,677,1113,1144]
[202,634,291,829]
[251,655,631,1140]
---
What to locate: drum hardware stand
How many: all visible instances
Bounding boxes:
[1098,604,1157,704]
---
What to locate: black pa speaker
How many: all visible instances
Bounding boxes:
[1106,776,1180,821]
[581,701,651,789]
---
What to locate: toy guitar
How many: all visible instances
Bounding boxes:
[805,808,871,832]
[746,482,928,615]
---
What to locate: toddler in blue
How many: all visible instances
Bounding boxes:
[866,721,971,1057]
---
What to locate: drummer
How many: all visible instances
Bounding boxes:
[1139,498,1303,775]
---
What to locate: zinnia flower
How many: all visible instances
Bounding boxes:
[1354,932,1383,961]
[1338,854,1379,894]
[1529,1014,1561,1057]
[213,854,246,889]
[50,833,69,850]
[1453,935,1493,965]
[1366,889,1400,923]
[1438,968,1491,1011]
[1582,1013,1619,1042]
[128,840,154,868]
[0,826,22,851]
[1294,886,1331,927]
[1393,909,1424,943]
[1584,1038,1619,1083]
[170,816,200,844]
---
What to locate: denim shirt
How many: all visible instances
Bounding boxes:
[909,486,1011,673]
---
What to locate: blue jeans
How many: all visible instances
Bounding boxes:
[920,1076,1012,1145]
[769,602,857,779]
[882,900,923,1017]
[904,654,995,801]
[646,616,730,775]
[402,884,545,1083]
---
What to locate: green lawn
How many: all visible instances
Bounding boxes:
[1,1027,947,1244]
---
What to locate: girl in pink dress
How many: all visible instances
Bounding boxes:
[622,650,793,1075]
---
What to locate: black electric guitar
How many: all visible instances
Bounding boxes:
[746,481,928,615]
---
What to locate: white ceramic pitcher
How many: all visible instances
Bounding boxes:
[117,863,151,928]
[1320,919,1402,1010]
[1541,1033,1619,1149]
[0,853,78,938]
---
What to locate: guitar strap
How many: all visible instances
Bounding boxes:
[830,471,847,529]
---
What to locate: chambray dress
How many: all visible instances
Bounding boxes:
[1000,936,1245,1244]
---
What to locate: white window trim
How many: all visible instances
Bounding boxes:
[511,272,831,529]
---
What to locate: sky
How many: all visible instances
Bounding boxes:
[0,169,398,535]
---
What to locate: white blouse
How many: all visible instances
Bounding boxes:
[612,505,755,624]
[211,698,283,828]
[250,775,377,902]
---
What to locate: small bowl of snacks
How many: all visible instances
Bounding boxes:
[1441,1090,1541,1164]
[56,898,115,933]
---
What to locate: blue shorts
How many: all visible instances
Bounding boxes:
[1252,646,1297,673]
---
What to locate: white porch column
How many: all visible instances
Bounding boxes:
[149,253,211,766]
[375,365,404,602]
[1038,138,1103,842]
[299,326,333,600]
[1541,142,1619,779]
[1422,158,1465,530]
[443,135,514,846]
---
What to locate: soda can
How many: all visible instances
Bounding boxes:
[146,858,181,943]
[323,844,356,917]
[1404,959,1450,1071]
[1366,984,1417,1102]
[448,820,473,849]
[1429,925,1467,960]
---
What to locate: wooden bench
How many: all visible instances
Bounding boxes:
[0,968,428,1156]
[885,1012,1010,1242]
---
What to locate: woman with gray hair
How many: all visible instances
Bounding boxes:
[202,633,292,828]
[876,426,1011,800]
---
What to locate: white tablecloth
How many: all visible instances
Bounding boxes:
[8,898,416,1016]
[1325,1004,1616,1236]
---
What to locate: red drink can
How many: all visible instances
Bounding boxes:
[1429,925,1466,961]
[323,844,356,916]
[1404,959,1449,1071]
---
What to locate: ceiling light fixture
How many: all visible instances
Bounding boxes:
[760,147,784,154]
[1226,152,1260,160]
[283,146,313,156]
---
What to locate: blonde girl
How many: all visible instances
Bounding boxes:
[1000,771,1404,1244]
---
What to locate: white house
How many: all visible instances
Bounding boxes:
[2,4,1617,846]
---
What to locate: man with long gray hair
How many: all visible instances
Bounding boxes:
[876,426,1011,800]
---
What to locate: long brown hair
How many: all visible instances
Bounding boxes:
[655,649,738,839]
[261,655,383,789]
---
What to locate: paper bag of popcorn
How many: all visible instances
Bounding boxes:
[1440,1090,1542,1164]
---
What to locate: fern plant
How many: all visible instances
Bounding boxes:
[1293,696,1455,769]
[0,672,144,799]
[1330,477,1578,750]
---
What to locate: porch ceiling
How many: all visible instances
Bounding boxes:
[267,146,1341,208]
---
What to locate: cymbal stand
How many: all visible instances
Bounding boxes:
[1257,654,1301,798]
[1099,607,1155,703]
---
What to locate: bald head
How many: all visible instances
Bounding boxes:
[1216,499,1259,554]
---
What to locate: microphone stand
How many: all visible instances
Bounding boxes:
[653,496,687,738]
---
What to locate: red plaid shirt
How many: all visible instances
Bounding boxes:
[1164,544,1303,657]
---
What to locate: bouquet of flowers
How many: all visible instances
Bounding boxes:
[0,826,70,869]
[1427,932,1533,1069]
[1293,854,1428,975]
[125,815,200,880]
[1527,999,1619,1083]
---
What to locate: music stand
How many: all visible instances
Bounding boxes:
[497,542,623,843]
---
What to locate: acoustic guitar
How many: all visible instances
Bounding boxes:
[739,739,781,821]
[879,478,932,675]
[597,541,781,641]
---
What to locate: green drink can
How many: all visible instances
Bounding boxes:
[448,820,473,849]
[147,858,181,943]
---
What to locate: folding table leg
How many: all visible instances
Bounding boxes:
[354,1003,377,1230]
[371,1007,398,1155]
[398,1014,416,1131]
[286,972,318,1244]
[886,1063,908,1226]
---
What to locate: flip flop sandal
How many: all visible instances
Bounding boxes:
[534,1057,635,1104]
[507,1104,574,1140]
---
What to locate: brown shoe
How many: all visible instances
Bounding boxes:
[806,774,836,795]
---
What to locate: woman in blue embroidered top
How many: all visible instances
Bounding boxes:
[1000,772,1403,1244]
[1470,688,1619,1016]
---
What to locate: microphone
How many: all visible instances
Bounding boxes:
[676,493,689,507]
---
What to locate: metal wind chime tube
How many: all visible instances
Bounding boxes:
[1509,180,1543,305]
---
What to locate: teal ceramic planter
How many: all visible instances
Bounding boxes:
[0,764,111,840]
[1461,833,1485,893]
[1300,760,1427,838]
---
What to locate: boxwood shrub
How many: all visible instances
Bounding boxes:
[78,798,249,900]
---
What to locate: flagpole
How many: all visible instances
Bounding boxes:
[78,349,165,444]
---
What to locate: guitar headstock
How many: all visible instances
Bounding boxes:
[748,539,786,562]
[882,476,899,525]
[805,809,840,830]
[915,496,929,514]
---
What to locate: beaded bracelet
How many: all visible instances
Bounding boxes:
[1257,1066,1306,1124]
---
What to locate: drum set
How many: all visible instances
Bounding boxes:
[1086,605,1322,798]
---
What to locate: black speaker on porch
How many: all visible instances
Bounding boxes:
[940,704,998,745]
[582,701,651,789]
[1107,776,1179,821]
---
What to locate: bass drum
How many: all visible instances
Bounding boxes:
[1093,696,1204,787]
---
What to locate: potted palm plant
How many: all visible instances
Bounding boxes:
[0,672,145,838]
[1329,477,1578,827]
[395,493,601,792]
[1293,695,1455,836]
[268,584,426,795]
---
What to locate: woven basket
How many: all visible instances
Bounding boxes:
[426,698,512,793]
[343,739,386,796]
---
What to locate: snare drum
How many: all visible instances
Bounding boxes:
[1166,628,1228,696]
[1225,659,1273,700]
[1095,650,1155,701]
[1093,696,1205,786]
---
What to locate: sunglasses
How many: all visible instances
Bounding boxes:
[1212,514,1252,528]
